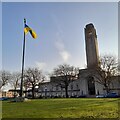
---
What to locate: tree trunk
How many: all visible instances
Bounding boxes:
[14,87,17,98]
[65,86,68,98]
[106,87,110,93]
[32,87,35,99]
[104,84,110,94]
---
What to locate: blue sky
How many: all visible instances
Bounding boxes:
[0,2,1,71]
[1,0,119,2]
[118,2,120,59]
[2,2,118,75]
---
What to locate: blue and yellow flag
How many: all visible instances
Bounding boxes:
[24,24,37,39]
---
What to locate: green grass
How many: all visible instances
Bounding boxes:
[2,98,120,118]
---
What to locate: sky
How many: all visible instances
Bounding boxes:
[118,2,120,59]
[2,2,118,77]
[1,0,119,2]
[0,2,1,71]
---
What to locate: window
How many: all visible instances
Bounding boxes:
[71,84,73,90]
[56,86,58,91]
[76,84,79,90]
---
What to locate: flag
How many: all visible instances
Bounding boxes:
[24,24,37,39]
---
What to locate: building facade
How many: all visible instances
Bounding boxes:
[36,70,120,98]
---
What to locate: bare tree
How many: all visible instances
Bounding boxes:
[118,60,120,75]
[24,68,45,98]
[52,64,79,98]
[10,72,21,97]
[0,70,11,90]
[91,55,118,93]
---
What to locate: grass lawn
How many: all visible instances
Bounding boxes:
[2,98,120,118]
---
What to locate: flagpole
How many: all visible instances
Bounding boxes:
[20,18,26,97]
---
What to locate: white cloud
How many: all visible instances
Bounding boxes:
[60,51,71,62]
[35,62,47,70]
[55,39,64,51]
[55,39,71,62]
[35,62,51,81]
[51,14,71,63]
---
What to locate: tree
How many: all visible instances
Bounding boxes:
[118,60,120,75]
[24,68,45,98]
[10,72,21,97]
[91,55,118,93]
[52,64,79,98]
[0,70,11,90]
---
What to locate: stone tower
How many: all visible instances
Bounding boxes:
[85,23,99,68]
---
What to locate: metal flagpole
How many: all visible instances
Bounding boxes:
[20,18,26,97]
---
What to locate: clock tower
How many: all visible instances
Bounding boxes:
[85,23,99,68]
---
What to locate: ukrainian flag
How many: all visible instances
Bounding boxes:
[24,24,37,39]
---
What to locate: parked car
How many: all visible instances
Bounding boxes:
[0,97,9,101]
[96,92,119,98]
[106,92,119,98]
[78,95,87,98]
[96,94,106,98]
